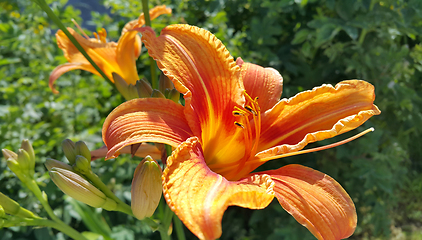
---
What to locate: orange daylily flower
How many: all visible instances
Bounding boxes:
[49,6,171,93]
[102,24,381,240]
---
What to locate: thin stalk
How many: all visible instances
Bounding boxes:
[22,178,61,223]
[173,214,186,240]
[5,217,88,240]
[32,0,115,90]
[83,171,133,216]
[141,0,158,89]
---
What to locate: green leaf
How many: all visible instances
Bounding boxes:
[291,29,311,45]
[314,24,340,47]
[0,58,21,66]
[341,25,358,40]
[336,1,356,21]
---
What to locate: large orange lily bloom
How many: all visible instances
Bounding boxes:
[102,24,381,240]
[49,6,171,93]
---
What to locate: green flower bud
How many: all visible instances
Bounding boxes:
[20,140,35,165]
[136,78,153,98]
[62,139,77,164]
[73,155,91,174]
[131,156,162,220]
[151,89,166,99]
[49,168,117,210]
[113,72,139,100]
[17,149,31,172]
[166,88,180,103]
[6,159,21,176]
[44,158,73,171]
[2,149,18,161]
[0,192,37,218]
[158,73,174,93]
[75,141,91,161]
[0,205,5,218]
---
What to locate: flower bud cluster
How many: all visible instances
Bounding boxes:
[2,139,36,179]
[112,72,180,103]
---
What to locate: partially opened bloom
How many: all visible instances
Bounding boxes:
[49,5,171,93]
[102,24,381,240]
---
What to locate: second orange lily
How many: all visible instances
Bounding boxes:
[102,24,381,240]
[49,6,171,93]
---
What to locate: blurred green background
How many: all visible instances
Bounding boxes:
[1,0,422,239]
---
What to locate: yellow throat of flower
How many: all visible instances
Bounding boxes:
[206,92,263,180]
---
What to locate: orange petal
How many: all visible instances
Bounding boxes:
[236,57,283,112]
[163,137,274,240]
[260,164,356,240]
[49,62,92,94]
[102,98,193,159]
[257,80,381,158]
[116,31,141,85]
[121,5,172,59]
[56,28,120,82]
[139,25,244,150]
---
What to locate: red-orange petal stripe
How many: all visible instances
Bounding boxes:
[237,57,283,112]
[139,25,244,147]
[163,137,274,240]
[102,98,193,159]
[260,164,357,240]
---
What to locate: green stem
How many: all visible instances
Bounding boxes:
[358,29,367,45]
[23,178,61,223]
[5,217,88,240]
[32,0,115,90]
[141,0,158,89]
[84,171,133,216]
[173,214,186,240]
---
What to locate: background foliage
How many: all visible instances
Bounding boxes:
[1,0,422,239]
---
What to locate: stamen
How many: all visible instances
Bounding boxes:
[250,127,375,163]
[208,127,375,171]
[245,106,257,115]
[233,111,244,116]
[234,122,244,128]
[71,19,90,39]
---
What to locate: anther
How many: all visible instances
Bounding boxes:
[245,106,257,115]
[234,122,244,128]
[233,111,244,116]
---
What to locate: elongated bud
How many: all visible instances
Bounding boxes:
[131,156,162,220]
[151,89,166,99]
[0,192,37,218]
[17,149,31,172]
[75,141,91,161]
[73,155,91,174]
[2,149,18,161]
[113,72,138,100]
[136,78,153,98]
[166,88,180,103]
[62,139,77,164]
[158,73,174,93]
[20,140,35,165]
[49,168,117,210]
[45,158,73,171]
